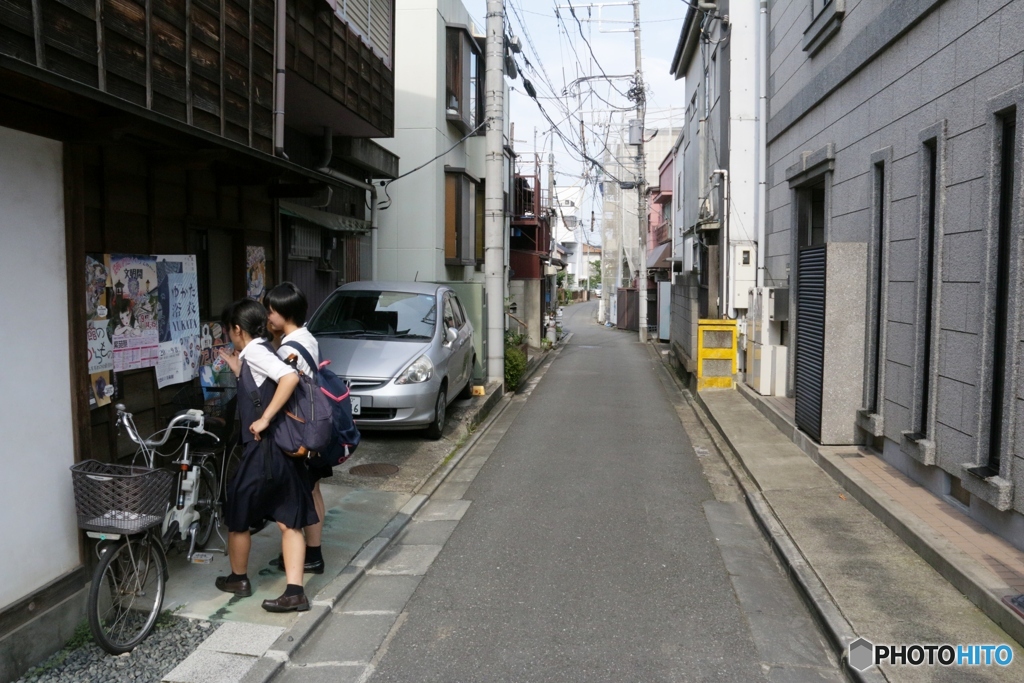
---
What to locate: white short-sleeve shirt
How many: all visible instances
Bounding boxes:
[277,327,320,376]
[238,339,295,387]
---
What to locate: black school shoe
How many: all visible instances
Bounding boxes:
[215,575,252,597]
[262,592,310,612]
[268,554,325,574]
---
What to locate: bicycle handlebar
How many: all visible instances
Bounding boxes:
[114,403,219,448]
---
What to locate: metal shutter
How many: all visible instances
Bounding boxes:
[795,246,826,442]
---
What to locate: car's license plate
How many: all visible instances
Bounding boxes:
[350,396,361,415]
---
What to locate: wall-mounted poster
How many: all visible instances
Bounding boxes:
[156,342,185,388]
[89,371,115,408]
[199,321,236,415]
[86,254,114,409]
[106,254,159,371]
[246,246,266,301]
[156,255,200,386]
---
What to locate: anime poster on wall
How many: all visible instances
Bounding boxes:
[156,255,200,386]
[246,246,266,301]
[106,254,160,371]
[198,321,236,415]
[86,254,115,408]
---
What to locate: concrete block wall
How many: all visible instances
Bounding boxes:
[765,0,1024,543]
[670,274,700,369]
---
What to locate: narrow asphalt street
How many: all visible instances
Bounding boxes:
[277,302,843,682]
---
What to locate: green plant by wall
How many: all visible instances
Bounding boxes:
[505,329,527,347]
[504,345,528,391]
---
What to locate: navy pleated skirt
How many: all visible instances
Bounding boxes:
[224,438,319,533]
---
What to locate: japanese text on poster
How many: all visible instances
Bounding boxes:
[106,254,160,371]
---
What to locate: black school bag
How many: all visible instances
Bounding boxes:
[282,341,361,466]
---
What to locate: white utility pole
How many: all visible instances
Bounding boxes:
[485,0,505,385]
[633,0,647,343]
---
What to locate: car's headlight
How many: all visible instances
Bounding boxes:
[395,355,433,384]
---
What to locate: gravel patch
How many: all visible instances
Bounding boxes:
[17,616,217,683]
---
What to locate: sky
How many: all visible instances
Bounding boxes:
[467,0,690,243]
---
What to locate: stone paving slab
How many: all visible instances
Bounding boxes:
[415,499,472,521]
[273,662,366,683]
[163,649,258,683]
[197,622,285,657]
[336,575,423,615]
[291,613,399,665]
[367,544,444,576]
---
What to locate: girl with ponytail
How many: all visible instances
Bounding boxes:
[214,298,318,612]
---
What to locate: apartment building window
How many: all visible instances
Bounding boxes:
[446,171,480,265]
[804,0,844,56]
[868,161,886,413]
[797,182,826,247]
[915,139,940,439]
[475,181,485,262]
[812,0,833,17]
[446,27,484,135]
[985,114,1017,474]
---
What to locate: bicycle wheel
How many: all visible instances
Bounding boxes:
[194,464,218,549]
[87,534,167,654]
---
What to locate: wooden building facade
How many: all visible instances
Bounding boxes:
[0,1,396,678]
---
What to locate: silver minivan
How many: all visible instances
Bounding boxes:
[307,281,475,439]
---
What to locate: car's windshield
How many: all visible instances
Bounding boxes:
[308,290,437,340]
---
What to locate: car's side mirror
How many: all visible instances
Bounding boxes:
[445,327,458,346]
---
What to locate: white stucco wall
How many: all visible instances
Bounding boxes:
[0,126,79,609]
[376,0,489,284]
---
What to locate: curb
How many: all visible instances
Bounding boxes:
[239,387,513,683]
[509,331,572,394]
[733,382,1024,648]
[647,343,885,683]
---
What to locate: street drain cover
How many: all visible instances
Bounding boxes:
[838,452,864,459]
[349,463,400,477]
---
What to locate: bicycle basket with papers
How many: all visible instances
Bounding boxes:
[70,460,174,534]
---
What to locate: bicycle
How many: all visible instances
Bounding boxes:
[70,404,224,654]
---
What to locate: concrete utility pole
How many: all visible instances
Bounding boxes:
[485,0,505,385]
[633,0,647,343]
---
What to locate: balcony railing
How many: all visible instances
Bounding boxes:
[512,174,550,222]
[651,220,670,246]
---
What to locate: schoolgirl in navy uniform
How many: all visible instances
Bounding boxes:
[265,283,331,575]
[215,298,318,612]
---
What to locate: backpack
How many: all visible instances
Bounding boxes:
[282,341,361,466]
[273,343,334,458]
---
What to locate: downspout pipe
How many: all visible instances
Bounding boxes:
[274,0,287,158]
[756,0,767,289]
[317,127,379,280]
[711,169,730,318]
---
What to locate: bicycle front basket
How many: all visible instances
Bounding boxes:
[70,460,174,534]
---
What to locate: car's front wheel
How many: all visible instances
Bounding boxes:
[425,387,447,440]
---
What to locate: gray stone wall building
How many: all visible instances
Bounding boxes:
[765,0,1024,548]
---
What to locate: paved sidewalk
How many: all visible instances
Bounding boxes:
[689,382,1022,682]
[160,383,504,683]
[843,454,1024,596]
